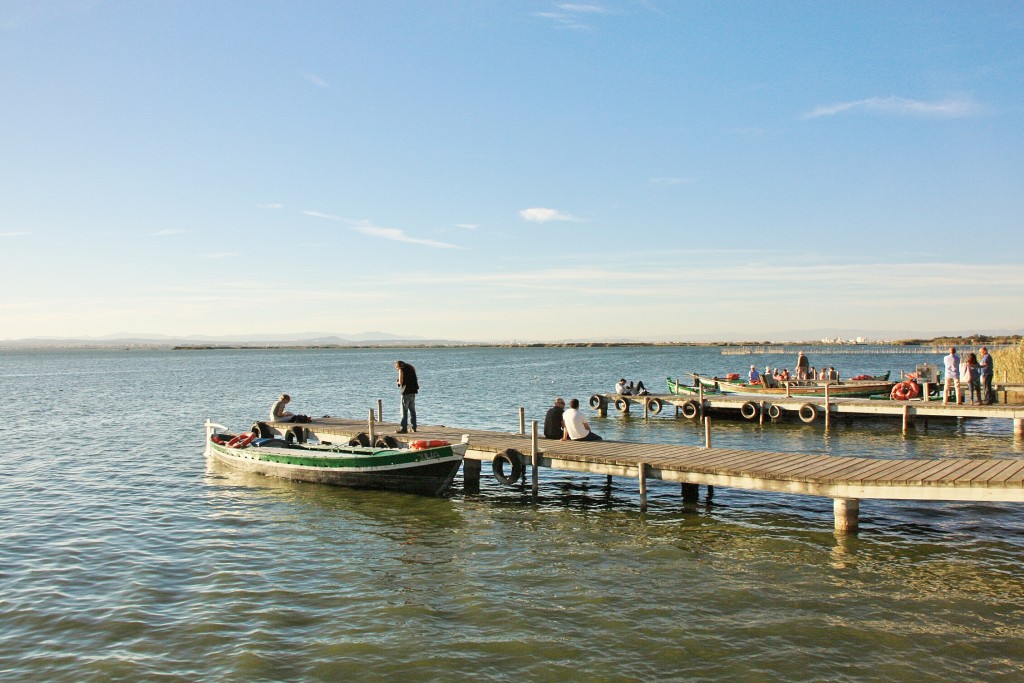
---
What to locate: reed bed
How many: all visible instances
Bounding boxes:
[992,341,1024,383]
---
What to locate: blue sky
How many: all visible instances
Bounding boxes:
[2,1,1022,341]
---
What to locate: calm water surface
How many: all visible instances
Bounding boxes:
[2,347,1023,681]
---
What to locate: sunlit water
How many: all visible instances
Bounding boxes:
[2,347,1023,681]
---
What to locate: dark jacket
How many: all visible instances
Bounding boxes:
[398,363,419,394]
[543,405,564,439]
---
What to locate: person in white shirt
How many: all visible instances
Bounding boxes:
[561,398,602,441]
[943,347,962,405]
[615,379,629,395]
[748,365,760,383]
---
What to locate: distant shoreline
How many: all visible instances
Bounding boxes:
[1,336,1020,351]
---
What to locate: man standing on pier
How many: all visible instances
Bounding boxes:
[943,347,962,405]
[979,347,994,405]
[394,360,419,433]
[796,351,810,380]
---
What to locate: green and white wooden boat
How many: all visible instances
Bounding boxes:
[204,421,466,496]
[690,374,895,398]
[666,376,714,395]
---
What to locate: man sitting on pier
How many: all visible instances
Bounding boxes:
[561,398,602,441]
[544,397,565,440]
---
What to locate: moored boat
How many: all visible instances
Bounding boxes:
[691,373,895,398]
[204,421,466,495]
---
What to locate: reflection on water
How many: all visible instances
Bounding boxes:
[2,347,1024,681]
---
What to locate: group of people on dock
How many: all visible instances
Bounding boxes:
[543,397,602,442]
[943,346,994,405]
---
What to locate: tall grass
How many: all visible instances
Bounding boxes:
[992,341,1024,383]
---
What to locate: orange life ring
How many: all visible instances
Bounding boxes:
[227,431,256,448]
[410,439,450,450]
[890,381,918,401]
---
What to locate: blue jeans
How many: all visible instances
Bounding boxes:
[401,393,417,431]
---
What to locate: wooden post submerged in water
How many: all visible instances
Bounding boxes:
[834,498,860,534]
[638,462,647,511]
[531,420,539,496]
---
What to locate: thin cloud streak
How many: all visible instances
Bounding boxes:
[1,231,30,237]
[804,96,981,119]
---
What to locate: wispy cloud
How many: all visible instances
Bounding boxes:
[351,220,463,249]
[302,210,343,221]
[301,71,331,89]
[453,223,479,230]
[520,207,584,223]
[303,210,463,249]
[0,231,29,237]
[151,229,184,237]
[257,203,284,210]
[535,2,609,29]
[803,95,981,119]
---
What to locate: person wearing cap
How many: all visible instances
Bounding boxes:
[748,365,760,383]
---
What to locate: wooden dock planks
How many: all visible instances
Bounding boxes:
[278,416,1024,504]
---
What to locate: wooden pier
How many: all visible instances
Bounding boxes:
[593,390,1024,436]
[266,412,1024,535]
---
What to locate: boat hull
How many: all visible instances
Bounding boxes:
[207,438,465,496]
[695,375,895,398]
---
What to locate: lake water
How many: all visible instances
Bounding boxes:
[2,346,1023,681]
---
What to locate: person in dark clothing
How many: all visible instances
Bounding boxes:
[543,397,566,439]
[394,360,419,433]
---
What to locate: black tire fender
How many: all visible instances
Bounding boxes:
[681,400,700,420]
[767,404,783,420]
[740,401,758,420]
[492,449,524,486]
[589,394,604,409]
[799,403,818,423]
[615,397,629,413]
[647,397,662,415]
[348,432,371,447]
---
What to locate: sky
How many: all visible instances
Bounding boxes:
[2,0,1023,342]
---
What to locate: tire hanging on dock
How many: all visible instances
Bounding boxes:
[492,449,524,486]
[799,403,818,423]
[681,399,701,420]
[647,398,662,415]
[615,397,629,413]
[374,435,399,448]
[348,432,370,447]
[740,401,758,420]
[589,395,604,409]
[767,404,783,420]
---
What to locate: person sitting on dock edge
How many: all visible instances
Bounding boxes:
[562,398,602,441]
[544,397,566,440]
[270,394,294,421]
[395,360,419,433]
[615,378,630,395]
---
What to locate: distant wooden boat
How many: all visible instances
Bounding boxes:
[666,377,710,395]
[204,421,465,496]
[691,373,895,398]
